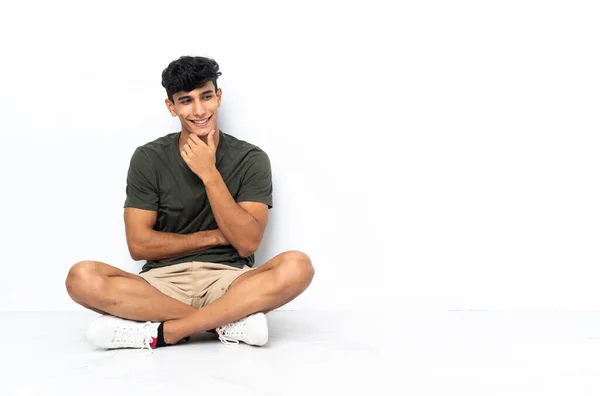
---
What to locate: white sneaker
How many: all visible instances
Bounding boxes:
[86,315,160,351]
[215,312,268,346]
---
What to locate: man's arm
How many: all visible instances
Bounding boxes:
[124,207,228,261]
[203,172,268,257]
[181,131,269,257]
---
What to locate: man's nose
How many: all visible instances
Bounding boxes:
[193,100,206,116]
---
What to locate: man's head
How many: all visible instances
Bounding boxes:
[162,56,223,138]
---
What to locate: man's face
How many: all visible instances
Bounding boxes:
[166,81,222,137]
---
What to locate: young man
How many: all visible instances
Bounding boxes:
[65,56,314,351]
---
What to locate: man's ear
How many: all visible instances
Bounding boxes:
[217,88,222,107]
[165,98,177,116]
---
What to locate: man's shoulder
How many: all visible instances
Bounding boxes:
[128,132,179,172]
[136,132,179,155]
[221,131,268,159]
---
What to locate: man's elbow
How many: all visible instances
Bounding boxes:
[128,243,145,261]
[129,248,141,261]
[237,240,260,258]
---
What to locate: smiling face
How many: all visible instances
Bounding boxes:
[165,81,222,138]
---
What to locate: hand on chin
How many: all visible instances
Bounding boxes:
[190,126,211,137]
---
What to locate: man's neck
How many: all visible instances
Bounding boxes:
[179,128,220,149]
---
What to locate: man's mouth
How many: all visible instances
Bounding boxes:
[190,116,212,127]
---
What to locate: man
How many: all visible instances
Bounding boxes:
[65,56,314,351]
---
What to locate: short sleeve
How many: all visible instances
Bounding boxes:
[236,150,273,209]
[124,148,159,211]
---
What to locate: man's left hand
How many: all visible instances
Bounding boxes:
[181,129,218,180]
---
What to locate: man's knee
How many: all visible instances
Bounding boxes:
[277,250,315,288]
[65,261,105,303]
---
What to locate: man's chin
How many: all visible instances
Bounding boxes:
[190,127,212,136]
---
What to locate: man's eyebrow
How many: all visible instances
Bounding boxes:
[176,90,214,101]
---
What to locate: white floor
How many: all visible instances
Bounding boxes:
[3,310,600,395]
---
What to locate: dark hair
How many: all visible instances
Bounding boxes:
[161,56,222,102]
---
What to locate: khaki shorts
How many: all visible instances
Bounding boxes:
[139,262,253,308]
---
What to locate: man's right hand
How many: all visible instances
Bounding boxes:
[210,228,230,246]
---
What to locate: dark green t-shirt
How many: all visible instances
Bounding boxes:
[124,130,273,273]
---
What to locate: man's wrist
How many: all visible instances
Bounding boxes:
[214,229,228,245]
[200,167,221,185]
[206,229,227,246]
[192,229,226,249]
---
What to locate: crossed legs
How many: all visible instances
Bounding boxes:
[65,251,314,344]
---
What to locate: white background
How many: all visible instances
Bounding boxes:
[0,0,598,313]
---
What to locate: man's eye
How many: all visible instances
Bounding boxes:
[181,100,191,104]
[203,95,213,100]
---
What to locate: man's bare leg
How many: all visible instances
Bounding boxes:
[162,250,314,344]
[65,261,197,322]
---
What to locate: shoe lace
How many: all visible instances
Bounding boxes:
[114,322,155,353]
[216,318,247,345]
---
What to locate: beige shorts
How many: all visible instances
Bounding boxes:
[139,262,253,308]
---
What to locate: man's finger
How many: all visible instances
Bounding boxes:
[188,134,200,146]
[207,129,216,150]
